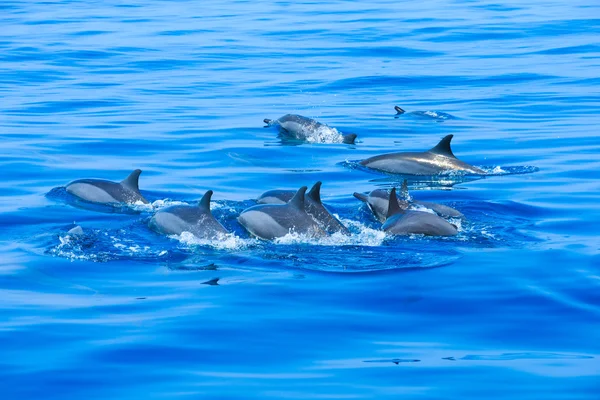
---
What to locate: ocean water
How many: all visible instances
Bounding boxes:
[1,0,600,398]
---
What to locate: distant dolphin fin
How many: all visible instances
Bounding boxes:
[342,133,357,144]
[387,188,402,219]
[199,190,213,210]
[429,134,455,158]
[400,179,410,200]
[289,186,308,210]
[353,192,368,202]
[121,169,142,192]
[264,118,273,126]
[394,105,406,115]
[307,181,322,204]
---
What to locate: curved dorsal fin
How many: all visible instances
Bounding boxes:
[121,169,142,192]
[199,190,213,210]
[400,179,411,201]
[289,186,307,210]
[394,105,405,115]
[387,188,402,219]
[429,135,455,158]
[307,181,322,204]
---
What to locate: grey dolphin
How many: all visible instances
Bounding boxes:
[353,180,463,223]
[256,182,350,235]
[264,114,357,144]
[359,135,485,175]
[65,169,149,205]
[238,186,326,240]
[149,190,229,239]
[382,188,458,237]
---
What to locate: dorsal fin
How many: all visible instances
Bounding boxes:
[387,188,402,218]
[289,186,307,210]
[429,135,455,158]
[263,118,272,125]
[121,169,142,192]
[307,181,322,204]
[400,179,411,201]
[342,133,357,144]
[199,190,213,210]
[394,105,405,115]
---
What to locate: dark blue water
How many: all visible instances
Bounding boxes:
[2,1,600,398]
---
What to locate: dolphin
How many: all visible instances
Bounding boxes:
[149,190,228,239]
[353,180,463,223]
[65,169,149,205]
[257,182,349,235]
[264,114,357,144]
[359,134,485,175]
[394,105,455,120]
[238,186,326,240]
[382,188,458,237]
[67,225,85,237]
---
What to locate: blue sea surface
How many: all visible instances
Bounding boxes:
[1,0,600,398]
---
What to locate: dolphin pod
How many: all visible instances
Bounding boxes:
[54,106,498,241]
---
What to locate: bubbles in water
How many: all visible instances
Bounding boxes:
[174,232,257,251]
[303,125,347,144]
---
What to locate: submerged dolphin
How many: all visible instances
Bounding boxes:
[353,180,463,223]
[264,114,357,144]
[359,135,485,175]
[394,105,455,120]
[257,182,350,235]
[149,190,228,239]
[238,186,325,240]
[382,188,458,237]
[65,169,149,205]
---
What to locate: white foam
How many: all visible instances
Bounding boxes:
[303,126,346,144]
[274,218,386,247]
[174,231,257,251]
[131,199,189,213]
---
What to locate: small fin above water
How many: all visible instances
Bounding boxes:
[67,225,84,236]
[199,190,213,210]
[429,135,456,158]
[121,169,143,192]
[342,133,357,144]
[202,277,220,286]
[307,181,322,204]
[400,179,410,200]
[353,192,368,202]
[289,186,308,210]
[263,118,273,126]
[394,105,406,114]
[387,187,402,218]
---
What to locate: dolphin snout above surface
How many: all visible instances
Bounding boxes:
[264,114,357,144]
[149,190,229,240]
[382,187,458,237]
[359,134,485,176]
[239,186,326,240]
[65,169,149,206]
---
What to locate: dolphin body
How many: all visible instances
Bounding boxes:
[359,134,485,175]
[264,114,357,144]
[256,182,350,235]
[382,188,458,237]
[394,105,454,120]
[149,190,228,239]
[238,186,326,240]
[353,181,464,223]
[65,169,149,205]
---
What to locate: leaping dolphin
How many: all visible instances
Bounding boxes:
[238,186,326,240]
[149,190,229,239]
[354,180,464,222]
[257,182,350,235]
[359,134,485,175]
[65,169,149,205]
[264,114,357,144]
[382,188,458,237]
